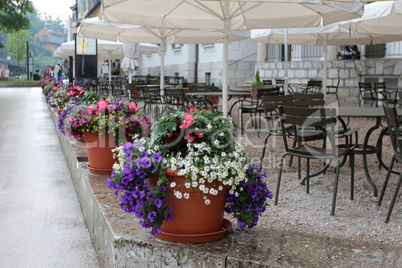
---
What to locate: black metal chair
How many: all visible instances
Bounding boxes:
[260,95,295,165]
[303,80,322,94]
[276,106,359,215]
[240,85,280,135]
[326,79,341,106]
[358,82,378,107]
[378,106,402,223]
[263,79,273,85]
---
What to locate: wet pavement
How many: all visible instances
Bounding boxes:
[0,88,98,267]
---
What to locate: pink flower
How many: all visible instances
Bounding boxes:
[86,106,94,115]
[179,113,193,129]
[197,131,204,138]
[189,107,195,111]
[53,86,57,91]
[98,99,109,111]
[130,116,137,122]
[69,90,74,96]
[168,133,172,138]
[128,102,137,113]
[120,101,124,105]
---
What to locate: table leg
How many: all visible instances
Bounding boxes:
[362,117,381,197]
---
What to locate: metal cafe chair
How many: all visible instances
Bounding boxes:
[260,95,295,165]
[276,106,359,216]
[379,106,402,223]
[263,79,273,85]
[240,85,280,135]
[326,79,341,106]
[358,82,379,107]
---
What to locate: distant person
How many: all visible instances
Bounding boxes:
[54,63,62,83]
[0,71,4,78]
[43,65,51,78]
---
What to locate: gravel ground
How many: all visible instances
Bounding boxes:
[233,103,402,248]
[134,96,401,247]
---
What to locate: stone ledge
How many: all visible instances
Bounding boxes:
[48,105,401,268]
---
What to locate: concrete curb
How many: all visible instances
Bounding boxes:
[48,104,402,268]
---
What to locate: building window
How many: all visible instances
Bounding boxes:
[171,43,183,50]
[205,72,211,86]
[43,35,48,42]
[365,44,385,58]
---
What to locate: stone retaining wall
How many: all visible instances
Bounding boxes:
[256,59,402,104]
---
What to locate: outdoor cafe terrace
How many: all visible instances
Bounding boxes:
[47,87,402,266]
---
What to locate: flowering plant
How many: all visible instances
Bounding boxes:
[64,98,151,143]
[108,108,272,236]
[48,83,85,109]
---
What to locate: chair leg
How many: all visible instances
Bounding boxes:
[306,158,310,194]
[298,156,301,180]
[275,154,286,206]
[385,172,402,223]
[260,133,272,167]
[336,94,340,106]
[378,156,396,206]
[331,159,340,216]
[289,138,297,167]
[350,151,355,200]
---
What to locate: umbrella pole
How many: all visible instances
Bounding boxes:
[222,2,229,116]
[160,37,166,96]
[284,28,289,95]
[108,52,112,98]
[323,41,328,99]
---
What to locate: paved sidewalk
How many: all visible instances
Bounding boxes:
[0,88,98,267]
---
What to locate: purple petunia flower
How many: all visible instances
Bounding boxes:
[147,192,155,201]
[148,211,157,222]
[152,153,163,163]
[154,198,163,208]
[166,213,174,222]
[135,209,145,218]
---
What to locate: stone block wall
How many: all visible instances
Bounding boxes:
[255,59,402,104]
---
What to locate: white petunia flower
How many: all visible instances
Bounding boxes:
[184,193,190,199]
[205,199,211,205]
[170,182,176,188]
[185,182,191,188]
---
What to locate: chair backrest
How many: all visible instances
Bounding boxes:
[305,80,322,93]
[188,84,213,93]
[165,88,184,98]
[293,93,325,107]
[358,82,376,100]
[251,85,280,98]
[262,95,294,112]
[374,82,386,91]
[279,106,337,152]
[383,107,402,158]
[263,79,273,85]
[276,79,285,85]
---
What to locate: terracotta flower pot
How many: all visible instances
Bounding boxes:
[206,95,219,104]
[84,132,117,175]
[147,169,231,243]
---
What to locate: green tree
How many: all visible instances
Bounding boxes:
[0,0,34,47]
[5,30,31,68]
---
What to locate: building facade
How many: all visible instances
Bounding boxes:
[33,28,64,53]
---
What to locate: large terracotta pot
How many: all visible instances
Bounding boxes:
[206,95,219,105]
[84,132,117,175]
[147,169,231,243]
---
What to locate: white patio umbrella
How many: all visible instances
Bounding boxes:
[121,43,140,84]
[341,1,402,35]
[251,24,402,95]
[78,17,250,91]
[99,0,364,115]
[53,40,158,95]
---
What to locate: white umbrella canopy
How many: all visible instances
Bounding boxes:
[341,1,402,35]
[78,17,250,89]
[79,17,250,44]
[121,43,139,83]
[100,0,364,115]
[251,23,402,96]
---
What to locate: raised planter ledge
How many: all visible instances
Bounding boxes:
[48,102,401,268]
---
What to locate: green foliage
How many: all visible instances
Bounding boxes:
[5,30,31,66]
[0,0,34,34]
